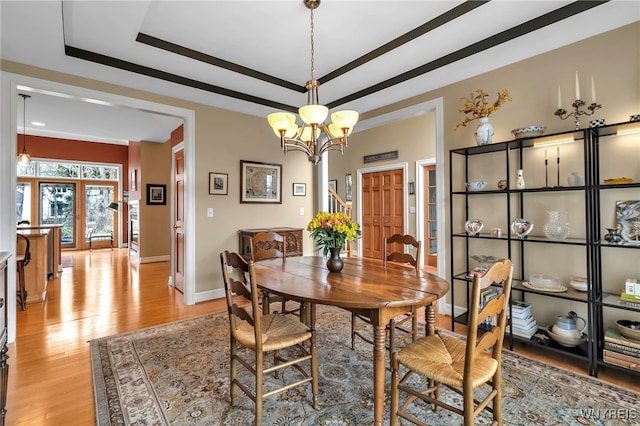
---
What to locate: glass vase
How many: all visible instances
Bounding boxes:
[543,211,570,240]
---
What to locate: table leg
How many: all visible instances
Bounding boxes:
[424,302,436,336]
[373,324,386,426]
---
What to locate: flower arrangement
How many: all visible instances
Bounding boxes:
[454,88,512,131]
[307,211,361,257]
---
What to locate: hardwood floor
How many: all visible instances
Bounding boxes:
[7,249,639,424]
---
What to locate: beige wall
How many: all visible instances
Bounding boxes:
[2,22,638,308]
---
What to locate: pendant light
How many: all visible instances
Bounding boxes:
[267,0,359,165]
[17,94,32,165]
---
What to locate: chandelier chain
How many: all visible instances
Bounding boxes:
[309,7,315,83]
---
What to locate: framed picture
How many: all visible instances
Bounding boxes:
[293,183,306,196]
[240,160,282,204]
[209,172,228,195]
[345,174,352,201]
[146,184,167,205]
[328,179,337,193]
[130,170,137,191]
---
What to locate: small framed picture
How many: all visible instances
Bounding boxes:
[240,160,282,204]
[146,184,167,205]
[293,183,306,196]
[345,174,352,201]
[329,179,337,193]
[130,170,137,191]
[209,172,228,195]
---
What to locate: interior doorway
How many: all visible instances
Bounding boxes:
[359,165,407,260]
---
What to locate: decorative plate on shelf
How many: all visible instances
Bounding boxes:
[511,125,546,139]
[522,281,568,293]
[604,177,633,185]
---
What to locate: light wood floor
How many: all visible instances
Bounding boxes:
[7,249,639,424]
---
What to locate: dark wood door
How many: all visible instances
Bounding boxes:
[361,169,404,259]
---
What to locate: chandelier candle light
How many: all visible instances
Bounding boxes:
[267,0,359,165]
[555,72,602,129]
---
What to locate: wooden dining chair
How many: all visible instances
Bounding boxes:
[351,233,422,357]
[220,250,318,425]
[16,233,31,310]
[390,259,513,426]
[249,231,298,315]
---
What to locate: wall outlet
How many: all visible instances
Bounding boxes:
[207,208,214,218]
[409,206,416,214]
[299,207,304,216]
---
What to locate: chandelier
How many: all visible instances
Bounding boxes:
[17,93,32,164]
[267,0,359,165]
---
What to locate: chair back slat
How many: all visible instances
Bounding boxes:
[220,250,264,350]
[384,234,421,271]
[17,234,31,266]
[465,259,513,377]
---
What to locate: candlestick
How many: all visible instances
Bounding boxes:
[554,74,602,129]
[556,147,561,187]
[557,85,562,110]
[544,149,549,188]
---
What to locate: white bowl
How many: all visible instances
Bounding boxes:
[546,327,587,347]
[511,125,546,138]
[569,277,588,292]
[466,180,487,191]
[530,274,561,289]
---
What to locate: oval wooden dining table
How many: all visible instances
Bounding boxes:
[252,256,450,426]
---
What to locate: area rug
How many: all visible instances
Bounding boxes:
[90,306,640,425]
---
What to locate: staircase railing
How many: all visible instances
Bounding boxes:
[328,186,354,257]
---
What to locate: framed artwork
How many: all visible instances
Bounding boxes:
[328,179,337,193]
[130,170,137,191]
[293,183,306,196]
[345,174,352,201]
[209,172,228,195]
[146,184,167,205]
[240,160,282,204]
[616,200,640,244]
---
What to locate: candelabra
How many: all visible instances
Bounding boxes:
[554,99,602,130]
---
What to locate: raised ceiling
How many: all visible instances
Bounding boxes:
[1,1,638,144]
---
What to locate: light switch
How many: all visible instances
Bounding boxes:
[299,207,305,216]
[207,208,214,218]
[409,206,416,214]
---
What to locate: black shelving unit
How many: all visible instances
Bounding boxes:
[449,127,595,372]
[590,121,640,377]
[450,121,640,378]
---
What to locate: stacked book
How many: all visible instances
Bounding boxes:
[508,301,537,339]
[604,328,640,372]
[619,292,640,309]
[479,287,499,328]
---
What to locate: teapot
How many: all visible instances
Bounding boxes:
[552,311,587,339]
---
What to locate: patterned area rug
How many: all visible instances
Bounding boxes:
[90,306,640,425]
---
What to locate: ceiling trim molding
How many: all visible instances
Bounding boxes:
[62,1,609,113]
[136,32,305,93]
[326,0,609,108]
[63,45,298,113]
[320,0,488,85]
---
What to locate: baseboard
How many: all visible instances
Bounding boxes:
[138,255,170,264]
[195,288,225,303]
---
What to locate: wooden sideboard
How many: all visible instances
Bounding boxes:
[238,227,304,260]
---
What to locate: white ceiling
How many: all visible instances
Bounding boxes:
[2,0,639,144]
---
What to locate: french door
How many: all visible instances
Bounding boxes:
[39,182,76,248]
